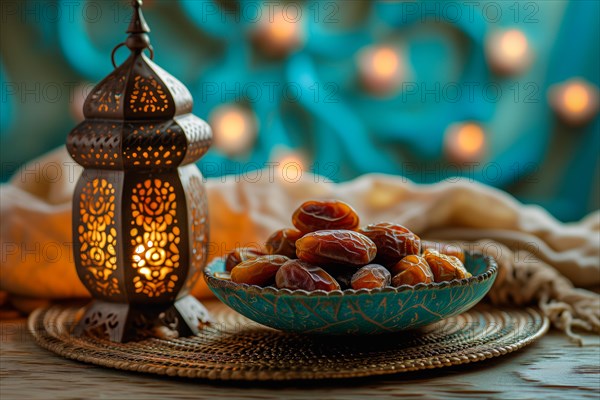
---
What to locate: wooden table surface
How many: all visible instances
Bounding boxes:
[1,300,599,400]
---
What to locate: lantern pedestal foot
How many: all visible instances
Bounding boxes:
[73,295,212,342]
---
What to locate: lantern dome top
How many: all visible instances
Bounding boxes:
[83,0,191,121]
[82,53,194,120]
[68,0,212,170]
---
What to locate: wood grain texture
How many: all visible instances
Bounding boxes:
[1,300,599,400]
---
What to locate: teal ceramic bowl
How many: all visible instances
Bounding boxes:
[204,252,497,335]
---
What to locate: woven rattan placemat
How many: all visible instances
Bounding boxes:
[28,302,548,381]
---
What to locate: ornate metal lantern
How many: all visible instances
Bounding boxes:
[67,0,212,342]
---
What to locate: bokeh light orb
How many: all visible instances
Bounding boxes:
[549,79,599,126]
[270,147,307,183]
[485,29,532,76]
[358,45,405,95]
[444,122,486,163]
[251,8,305,58]
[209,104,258,156]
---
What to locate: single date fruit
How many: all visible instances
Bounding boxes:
[358,223,420,265]
[230,255,289,286]
[275,259,340,291]
[391,255,434,286]
[225,247,266,272]
[423,250,471,282]
[351,264,391,289]
[389,254,429,276]
[265,228,303,258]
[292,200,360,233]
[421,240,465,263]
[296,230,377,266]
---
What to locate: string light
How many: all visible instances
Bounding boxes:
[444,122,486,163]
[358,45,405,95]
[209,104,258,156]
[251,9,305,57]
[486,29,532,76]
[549,79,599,126]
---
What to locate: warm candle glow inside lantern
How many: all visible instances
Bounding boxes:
[68,1,212,342]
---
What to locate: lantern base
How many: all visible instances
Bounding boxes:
[73,295,212,342]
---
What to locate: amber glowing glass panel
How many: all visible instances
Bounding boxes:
[78,178,121,296]
[130,178,180,297]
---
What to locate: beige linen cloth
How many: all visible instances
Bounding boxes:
[1,147,599,344]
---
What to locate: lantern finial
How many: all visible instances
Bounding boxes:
[125,0,151,52]
[127,0,150,34]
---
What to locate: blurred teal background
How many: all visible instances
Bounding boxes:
[1,0,598,222]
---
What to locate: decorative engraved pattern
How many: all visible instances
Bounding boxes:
[176,114,213,165]
[150,60,193,114]
[79,310,121,340]
[130,179,180,297]
[84,72,127,116]
[122,121,185,168]
[78,179,120,297]
[67,121,121,168]
[176,294,212,330]
[183,174,209,292]
[129,74,169,114]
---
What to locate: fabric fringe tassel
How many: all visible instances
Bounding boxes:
[469,240,600,346]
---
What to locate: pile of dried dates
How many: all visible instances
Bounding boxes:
[218,200,472,291]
